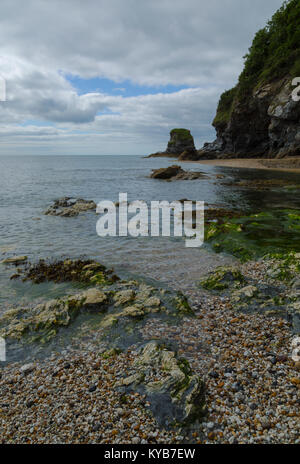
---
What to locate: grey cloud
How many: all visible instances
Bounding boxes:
[0,0,285,154]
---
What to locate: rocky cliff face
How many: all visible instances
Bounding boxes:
[201,78,300,159]
[197,0,300,160]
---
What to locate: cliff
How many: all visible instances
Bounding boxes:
[199,0,300,160]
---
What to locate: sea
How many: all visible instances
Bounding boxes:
[1,154,300,313]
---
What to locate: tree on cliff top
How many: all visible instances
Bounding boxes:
[214,0,300,126]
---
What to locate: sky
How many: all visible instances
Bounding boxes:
[0,0,284,156]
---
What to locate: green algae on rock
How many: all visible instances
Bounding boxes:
[204,209,300,262]
[115,341,206,427]
[0,260,195,351]
[0,288,109,343]
[199,254,300,333]
[19,258,119,285]
[200,266,245,291]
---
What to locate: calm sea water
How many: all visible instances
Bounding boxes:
[1,154,300,311]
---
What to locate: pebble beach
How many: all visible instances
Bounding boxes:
[1,259,299,445]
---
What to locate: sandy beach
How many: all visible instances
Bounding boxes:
[184,157,300,173]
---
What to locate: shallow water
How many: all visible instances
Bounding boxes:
[1,154,300,310]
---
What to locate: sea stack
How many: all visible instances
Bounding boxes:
[147,128,197,159]
[166,128,196,156]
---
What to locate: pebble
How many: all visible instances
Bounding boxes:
[20,363,35,375]
[0,258,299,444]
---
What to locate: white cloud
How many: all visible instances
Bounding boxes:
[0,0,284,154]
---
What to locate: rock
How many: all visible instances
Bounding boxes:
[116,342,206,427]
[166,129,196,156]
[20,363,35,375]
[146,129,197,159]
[122,306,145,318]
[200,266,245,291]
[19,258,117,285]
[26,400,35,408]
[1,256,27,265]
[44,197,96,217]
[207,422,215,430]
[150,165,184,179]
[232,285,258,301]
[199,3,300,159]
[113,290,135,306]
[150,165,207,181]
[0,270,193,345]
[143,297,161,308]
[79,288,109,312]
[178,150,200,161]
[0,288,109,342]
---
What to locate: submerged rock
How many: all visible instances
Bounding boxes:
[204,210,300,262]
[1,259,194,346]
[116,342,206,427]
[0,289,109,342]
[19,258,119,285]
[1,256,28,265]
[45,197,96,217]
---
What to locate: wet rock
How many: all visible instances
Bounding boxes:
[20,363,35,375]
[1,256,28,265]
[200,266,245,291]
[150,165,184,179]
[44,197,96,217]
[113,290,135,306]
[79,288,109,312]
[232,285,258,301]
[20,258,118,285]
[150,165,207,181]
[116,342,206,427]
[0,288,109,342]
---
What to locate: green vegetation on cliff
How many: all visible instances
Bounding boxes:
[213,87,238,128]
[214,0,300,126]
[169,128,193,142]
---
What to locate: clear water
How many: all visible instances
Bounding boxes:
[1,154,300,312]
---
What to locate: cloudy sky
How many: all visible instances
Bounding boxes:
[0,0,283,155]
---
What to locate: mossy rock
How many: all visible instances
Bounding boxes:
[19,258,119,285]
[200,266,245,291]
[116,342,206,427]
